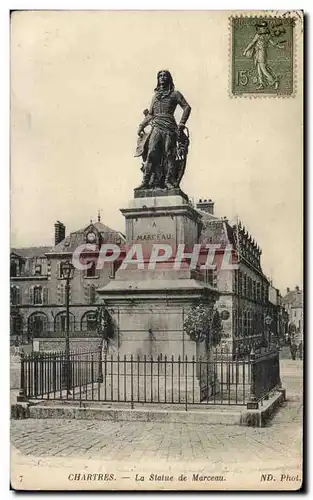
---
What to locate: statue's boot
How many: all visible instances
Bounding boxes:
[136,180,149,189]
[135,168,151,190]
[164,166,175,189]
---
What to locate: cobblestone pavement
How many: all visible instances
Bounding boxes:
[11,360,303,467]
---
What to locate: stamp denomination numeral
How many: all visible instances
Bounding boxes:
[236,70,249,86]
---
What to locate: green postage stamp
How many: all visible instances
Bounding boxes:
[231,16,295,96]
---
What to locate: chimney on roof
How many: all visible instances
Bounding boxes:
[196,198,214,215]
[54,221,66,246]
[286,287,290,293]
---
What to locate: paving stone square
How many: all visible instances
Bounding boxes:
[11,359,303,477]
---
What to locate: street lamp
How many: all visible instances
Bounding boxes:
[61,259,75,397]
[96,304,112,383]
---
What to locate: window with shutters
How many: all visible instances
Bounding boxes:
[10,286,20,305]
[33,285,43,305]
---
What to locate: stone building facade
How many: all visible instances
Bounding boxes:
[10,218,125,341]
[282,286,303,340]
[11,200,283,353]
[268,285,289,343]
[196,199,273,350]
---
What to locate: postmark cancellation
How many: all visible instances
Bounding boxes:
[230,15,297,97]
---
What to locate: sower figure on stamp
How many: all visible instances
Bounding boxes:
[135,70,191,190]
[243,21,285,90]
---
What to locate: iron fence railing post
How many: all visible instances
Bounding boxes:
[17,352,28,401]
[91,354,94,400]
[247,348,258,409]
[97,342,103,383]
[185,355,188,411]
[34,356,38,397]
[276,348,282,388]
[130,354,134,409]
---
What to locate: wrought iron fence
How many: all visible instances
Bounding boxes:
[18,346,281,409]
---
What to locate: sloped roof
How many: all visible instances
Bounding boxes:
[48,221,125,254]
[282,289,303,308]
[199,217,230,245]
[11,247,52,259]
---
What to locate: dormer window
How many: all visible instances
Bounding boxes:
[35,264,42,275]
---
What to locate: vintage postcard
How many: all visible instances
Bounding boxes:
[10,10,303,491]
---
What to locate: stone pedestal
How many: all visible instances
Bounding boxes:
[121,194,202,249]
[98,194,219,361]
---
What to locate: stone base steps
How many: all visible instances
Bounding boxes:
[28,403,243,425]
[11,387,286,427]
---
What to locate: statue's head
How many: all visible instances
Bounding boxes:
[155,70,174,91]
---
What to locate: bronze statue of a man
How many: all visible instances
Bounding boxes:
[136,70,191,190]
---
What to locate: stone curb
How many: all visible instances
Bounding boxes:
[11,388,286,427]
[240,389,286,427]
[28,405,242,425]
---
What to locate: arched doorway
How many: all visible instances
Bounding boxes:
[54,311,75,334]
[28,312,48,338]
[81,311,98,334]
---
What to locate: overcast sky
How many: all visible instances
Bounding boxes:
[10,10,303,292]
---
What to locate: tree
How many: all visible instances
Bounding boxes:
[184,301,223,347]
